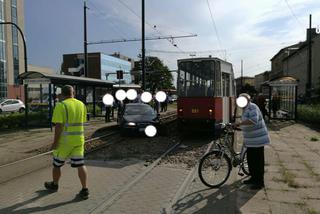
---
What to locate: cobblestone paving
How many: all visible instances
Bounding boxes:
[170,122,320,214]
[0,159,145,214]
[0,121,319,214]
[103,166,189,214]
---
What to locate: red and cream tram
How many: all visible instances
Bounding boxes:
[177,57,236,130]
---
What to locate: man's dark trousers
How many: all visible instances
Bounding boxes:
[247,146,265,185]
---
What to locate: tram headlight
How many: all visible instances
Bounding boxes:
[209,109,213,114]
[178,108,183,113]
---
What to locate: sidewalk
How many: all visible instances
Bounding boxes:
[170,122,320,213]
[0,159,146,214]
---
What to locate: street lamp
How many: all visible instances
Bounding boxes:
[0,22,28,127]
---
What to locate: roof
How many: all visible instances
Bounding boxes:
[18,71,114,87]
[177,57,232,66]
[235,76,254,80]
[263,76,298,86]
[270,43,303,61]
[113,84,141,89]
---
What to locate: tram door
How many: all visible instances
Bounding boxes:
[222,73,231,123]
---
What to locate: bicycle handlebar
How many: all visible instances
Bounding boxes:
[219,123,242,131]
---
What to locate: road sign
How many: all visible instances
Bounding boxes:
[117,70,123,79]
[23,78,51,84]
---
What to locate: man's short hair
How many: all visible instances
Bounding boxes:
[61,85,74,97]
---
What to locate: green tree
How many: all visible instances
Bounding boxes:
[241,83,257,96]
[135,56,174,92]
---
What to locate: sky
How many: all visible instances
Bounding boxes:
[25,0,320,78]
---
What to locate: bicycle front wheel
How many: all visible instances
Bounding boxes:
[198,150,232,188]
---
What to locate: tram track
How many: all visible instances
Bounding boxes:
[88,135,215,214]
[0,129,121,184]
[0,112,177,184]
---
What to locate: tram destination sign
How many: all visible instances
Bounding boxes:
[23,78,51,84]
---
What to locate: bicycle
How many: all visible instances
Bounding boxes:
[198,123,249,188]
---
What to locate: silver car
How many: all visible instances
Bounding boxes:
[0,99,25,113]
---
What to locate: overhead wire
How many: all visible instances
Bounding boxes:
[206,0,222,50]
[283,0,305,29]
[87,1,131,39]
[116,0,187,52]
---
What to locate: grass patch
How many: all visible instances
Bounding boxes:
[310,137,319,142]
[298,104,320,125]
[277,159,300,188]
[295,201,307,209]
[272,177,285,183]
[307,208,317,214]
[301,160,320,182]
[281,169,300,188]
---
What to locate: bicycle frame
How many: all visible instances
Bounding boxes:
[213,124,247,172]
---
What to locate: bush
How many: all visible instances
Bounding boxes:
[0,111,50,129]
[297,104,320,125]
[87,103,101,115]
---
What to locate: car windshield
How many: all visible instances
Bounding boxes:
[124,105,155,115]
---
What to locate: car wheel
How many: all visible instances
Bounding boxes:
[19,108,25,113]
[0,109,2,114]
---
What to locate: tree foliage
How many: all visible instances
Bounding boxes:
[135,56,174,92]
[241,83,257,96]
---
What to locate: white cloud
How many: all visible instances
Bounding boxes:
[90,0,320,77]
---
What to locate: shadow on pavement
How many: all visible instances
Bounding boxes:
[171,180,260,214]
[84,159,144,169]
[0,189,83,214]
[267,120,295,131]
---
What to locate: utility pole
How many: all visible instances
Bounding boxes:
[84,0,88,77]
[241,59,243,93]
[142,0,146,90]
[306,14,312,98]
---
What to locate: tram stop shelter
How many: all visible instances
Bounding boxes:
[18,71,115,128]
[262,76,298,120]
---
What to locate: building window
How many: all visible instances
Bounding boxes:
[0,0,6,98]
[11,0,19,85]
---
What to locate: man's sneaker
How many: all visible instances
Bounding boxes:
[242,178,255,185]
[44,181,58,192]
[77,188,89,200]
[250,183,265,190]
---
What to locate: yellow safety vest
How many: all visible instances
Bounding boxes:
[52,98,87,145]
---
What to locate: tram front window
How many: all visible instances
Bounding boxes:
[178,61,214,97]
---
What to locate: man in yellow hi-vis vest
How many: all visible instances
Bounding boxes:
[44,85,89,200]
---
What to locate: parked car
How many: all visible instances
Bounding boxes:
[0,99,25,113]
[168,95,178,103]
[119,103,160,135]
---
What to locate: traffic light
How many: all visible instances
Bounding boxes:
[117,70,123,79]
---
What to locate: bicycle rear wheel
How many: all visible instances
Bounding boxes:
[198,150,231,188]
[241,150,250,176]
